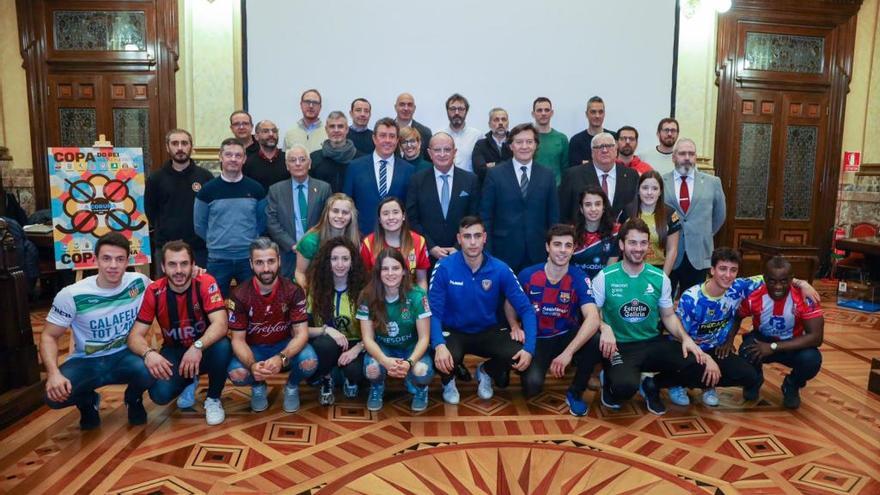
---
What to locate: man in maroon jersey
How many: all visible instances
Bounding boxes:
[226,237,317,413]
[129,240,231,425]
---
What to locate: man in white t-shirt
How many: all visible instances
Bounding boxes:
[41,232,154,429]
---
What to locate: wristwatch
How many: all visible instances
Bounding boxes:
[405,358,414,368]
[193,339,204,350]
[770,342,778,352]
[277,352,290,367]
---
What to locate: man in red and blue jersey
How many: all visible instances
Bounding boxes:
[129,240,231,425]
[506,224,602,416]
[738,255,824,409]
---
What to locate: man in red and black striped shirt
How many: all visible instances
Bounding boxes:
[128,241,231,425]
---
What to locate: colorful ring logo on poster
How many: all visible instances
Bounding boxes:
[59,175,146,236]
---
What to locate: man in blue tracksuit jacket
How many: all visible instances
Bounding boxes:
[429,215,537,404]
[194,137,267,297]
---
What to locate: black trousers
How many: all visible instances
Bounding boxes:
[654,350,760,389]
[310,334,365,384]
[603,337,705,402]
[441,328,523,386]
[521,332,602,398]
[670,253,708,298]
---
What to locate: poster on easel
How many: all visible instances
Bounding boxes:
[48,146,151,270]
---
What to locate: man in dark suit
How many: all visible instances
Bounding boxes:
[343,118,415,234]
[472,107,513,185]
[480,123,559,273]
[407,132,480,265]
[559,131,638,223]
[266,145,331,278]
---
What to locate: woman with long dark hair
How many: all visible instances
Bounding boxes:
[359,196,430,289]
[356,248,433,412]
[306,237,368,405]
[621,170,680,274]
[571,185,620,280]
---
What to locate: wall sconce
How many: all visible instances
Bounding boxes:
[684,0,732,19]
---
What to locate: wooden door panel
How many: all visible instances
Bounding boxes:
[47,74,105,148]
[102,74,160,169]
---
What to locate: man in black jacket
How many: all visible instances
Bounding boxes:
[567,96,617,167]
[472,108,512,184]
[145,129,214,269]
[309,111,364,193]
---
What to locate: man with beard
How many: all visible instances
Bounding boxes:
[194,138,267,297]
[506,224,602,416]
[591,218,719,415]
[128,241,232,425]
[349,98,375,155]
[229,110,260,156]
[568,96,617,167]
[284,89,328,153]
[559,132,638,223]
[472,108,513,184]
[639,118,679,175]
[616,126,653,176]
[310,111,364,193]
[532,97,569,185]
[244,120,288,191]
[662,138,726,297]
[440,93,482,173]
[394,93,431,159]
[226,237,317,413]
[146,129,214,269]
[738,256,824,409]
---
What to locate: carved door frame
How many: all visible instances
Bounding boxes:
[713,0,861,267]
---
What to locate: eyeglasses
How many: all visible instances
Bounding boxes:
[302,99,321,107]
[618,136,637,142]
[401,139,419,146]
[661,127,678,133]
[447,106,467,113]
[231,121,251,128]
[591,143,616,150]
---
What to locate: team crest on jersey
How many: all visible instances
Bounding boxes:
[192,182,202,192]
[208,283,218,293]
[559,291,571,303]
[128,286,141,298]
[481,279,492,291]
[226,300,236,312]
[401,304,411,321]
[421,297,430,312]
[210,294,222,304]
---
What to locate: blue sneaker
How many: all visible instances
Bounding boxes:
[411,385,429,412]
[283,385,301,413]
[639,376,667,415]
[599,370,621,409]
[404,375,418,395]
[565,390,588,417]
[701,388,719,407]
[251,383,269,412]
[668,386,691,406]
[343,378,359,399]
[367,383,384,411]
[476,363,494,400]
[177,377,198,409]
[442,378,460,404]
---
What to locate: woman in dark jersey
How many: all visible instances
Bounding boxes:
[571,185,620,280]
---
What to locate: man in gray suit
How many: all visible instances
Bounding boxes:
[266,145,331,278]
[663,138,726,297]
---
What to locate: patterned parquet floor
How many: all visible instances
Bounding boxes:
[2,282,878,494]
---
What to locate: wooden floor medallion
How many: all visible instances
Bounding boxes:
[2,290,878,494]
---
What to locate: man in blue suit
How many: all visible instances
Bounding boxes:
[343,117,414,234]
[480,123,560,272]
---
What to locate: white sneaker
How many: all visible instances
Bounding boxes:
[204,397,225,425]
[701,388,720,407]
[476,364,494,400]
[442,378,460,404]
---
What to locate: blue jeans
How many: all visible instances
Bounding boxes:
[44,350,155,409]
[208,257,253,297]
[228,339,317,386]
[740,331,822,389]
[149,338,233,404]
[363,344,433,387]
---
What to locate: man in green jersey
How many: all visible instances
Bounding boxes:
[591,218,720,415]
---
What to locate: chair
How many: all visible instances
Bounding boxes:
[833,222,879,280]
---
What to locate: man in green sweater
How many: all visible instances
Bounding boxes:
[532,97,569,185]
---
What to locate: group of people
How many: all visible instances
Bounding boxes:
[41,91,825,430]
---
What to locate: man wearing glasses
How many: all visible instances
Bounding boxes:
[284,89,328,153]
[640,118,680,175]
[229,110,260,157]
[559,132,639,222]
[439,93,482,173]
[616,126,653,176]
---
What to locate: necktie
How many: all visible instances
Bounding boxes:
[519,166,529,197]
[378,159,388,197]
[601,173,609,197]
[440,174,450,218]
[297,184,308,229]
[679,175,690,213]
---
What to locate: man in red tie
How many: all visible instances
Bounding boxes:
[662,138,727,297]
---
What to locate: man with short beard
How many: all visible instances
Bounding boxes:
[616,126,653,176]
[226,237,318,413]
[244,120,289,191]
[310,111,364,193]
[349,98,375,155]
[146,129,214,269]
[128,241,232,425]
[662,138,726,297]
[639,118,679,175]
[471,107,513,184]
[440,93,482,173]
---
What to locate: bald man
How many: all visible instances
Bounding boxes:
[394,93,432,160]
